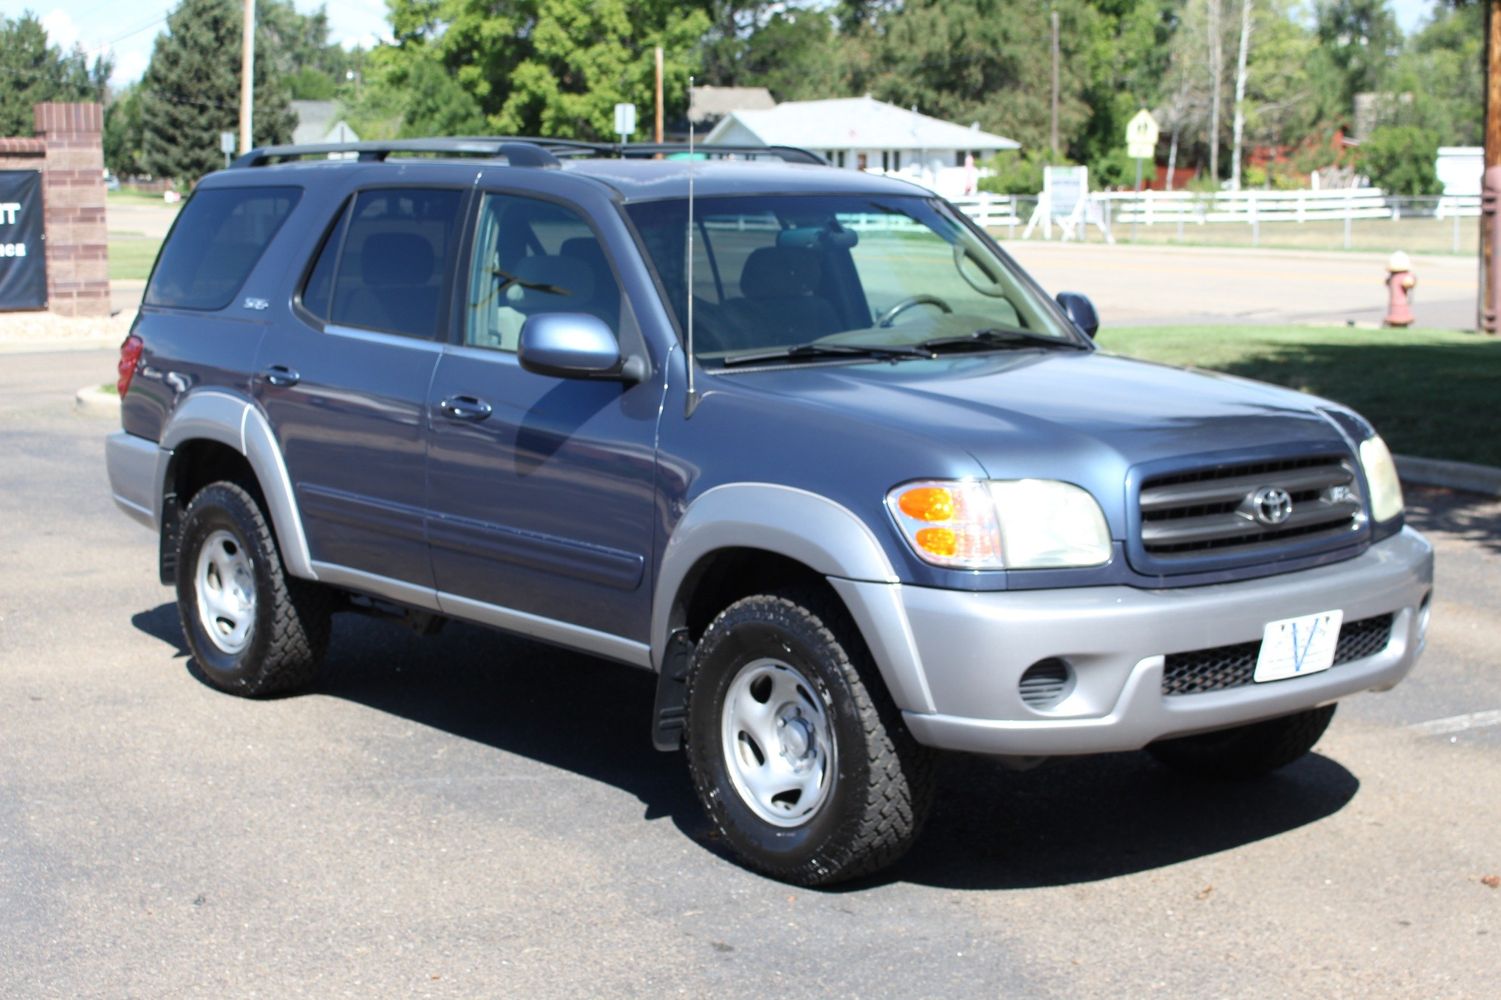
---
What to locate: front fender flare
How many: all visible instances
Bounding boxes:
[651,483,933,714]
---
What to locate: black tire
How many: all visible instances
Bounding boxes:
[175,481,331,697]
[685,589,934,886]
[1146,704,1337,779]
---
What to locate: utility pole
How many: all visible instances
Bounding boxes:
[1050,9,1060,159]
[1483,0,1500,334]
[239,0,254,156]
[1208,0,1223,185]
[655,47,664,143]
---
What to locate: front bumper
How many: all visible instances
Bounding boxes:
[835,527,1433,756]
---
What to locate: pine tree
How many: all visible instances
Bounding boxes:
[141,0,296,184]
[0,12,109,137]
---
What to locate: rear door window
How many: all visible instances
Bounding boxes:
[145,186,301,310]
[303,188,465,340]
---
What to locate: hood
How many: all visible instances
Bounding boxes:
[703,349,1354,531]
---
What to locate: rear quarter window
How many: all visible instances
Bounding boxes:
[144,186,301,310]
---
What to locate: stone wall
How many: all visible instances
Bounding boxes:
[0,103,110,316]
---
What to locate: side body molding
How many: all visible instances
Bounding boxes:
[160,390,317,581]
[651,483,934,714]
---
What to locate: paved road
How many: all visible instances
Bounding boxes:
[1004,242,1481,331]
[2,350,1497,998]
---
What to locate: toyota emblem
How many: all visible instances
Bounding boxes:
[1251,486,1293,526]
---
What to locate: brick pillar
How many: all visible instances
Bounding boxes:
[34,103,110,317]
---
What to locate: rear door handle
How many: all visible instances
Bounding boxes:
[439,395,493,421]
[258,365,300,387]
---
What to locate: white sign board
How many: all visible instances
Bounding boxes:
[220,131,237,156]
[1126,109,1160,160]
[614,103,637,138]
[1044,165,1088,217]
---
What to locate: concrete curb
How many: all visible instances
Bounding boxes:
[74,384,120,418]
[1396,455,1501,498]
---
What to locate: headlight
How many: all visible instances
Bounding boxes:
[886,479,1111,570]
[1359,434,1404,522]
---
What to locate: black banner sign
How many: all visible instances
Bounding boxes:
[0,170,46,310]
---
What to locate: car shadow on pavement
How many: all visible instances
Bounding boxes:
[133,602,1360,891]
[1404,485,1501,557]
[879,749,1358,891]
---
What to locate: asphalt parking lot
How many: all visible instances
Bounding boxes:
[2,348,1497,998]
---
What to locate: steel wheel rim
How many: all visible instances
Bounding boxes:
[194,528,256,654]
[720,657,836,828]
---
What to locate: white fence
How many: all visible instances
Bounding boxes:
[950,189,1483,253]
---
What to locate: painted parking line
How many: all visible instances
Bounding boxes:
[1407,709,1501,737]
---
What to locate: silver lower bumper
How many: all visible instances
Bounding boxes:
[106,430,163,530]
[838,528,1433,756]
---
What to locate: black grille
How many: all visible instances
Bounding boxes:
[1162,613,1394,696]
[1138,455,1362,560]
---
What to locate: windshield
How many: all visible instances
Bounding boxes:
[626,193,1082,364]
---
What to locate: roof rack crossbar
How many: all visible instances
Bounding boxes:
[231,137,827,169]
[232,138,565,169]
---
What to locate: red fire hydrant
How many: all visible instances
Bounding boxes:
[1384,251,1416,327]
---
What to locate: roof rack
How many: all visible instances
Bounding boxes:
[231,137,827,169]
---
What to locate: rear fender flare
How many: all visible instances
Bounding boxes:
[160,390,315,580]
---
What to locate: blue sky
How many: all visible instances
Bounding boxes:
[2,1,391,85]
[2,0,1444,89]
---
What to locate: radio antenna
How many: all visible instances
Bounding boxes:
[684,75,699,417]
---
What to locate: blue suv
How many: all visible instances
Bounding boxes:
[107,138,1433,885]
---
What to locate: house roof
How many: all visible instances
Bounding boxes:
[688,86,776,125]
[703,96,1019,152]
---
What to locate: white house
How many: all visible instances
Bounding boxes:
[703,95,1019,198]
[1436,147,1482,197]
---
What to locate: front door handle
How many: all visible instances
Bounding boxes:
[259,364,300,388]
[439,395,493,421]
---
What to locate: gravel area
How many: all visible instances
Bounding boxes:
[0,308,135,352]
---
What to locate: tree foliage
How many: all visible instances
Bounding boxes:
[0,12,111,137]
[1358,124,1441,195]
[103,86,146,177]
[140,0,296,183]
[358,0,709,141]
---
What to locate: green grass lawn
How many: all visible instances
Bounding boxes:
[107,187,175,204]
[108,234,161,281]
[1096,324,1501,468]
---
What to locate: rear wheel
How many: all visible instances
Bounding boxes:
[1147,704,1337,779]
[685,590,933,885]
[175,481,331,697]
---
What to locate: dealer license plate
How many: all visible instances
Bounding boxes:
[1253,610,1344,683]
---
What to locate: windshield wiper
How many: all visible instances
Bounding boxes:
[720,341,935,367]
[916,327,1087,353]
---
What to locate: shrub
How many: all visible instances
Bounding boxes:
[978,149,1074,196]
[1358,126,1442,195]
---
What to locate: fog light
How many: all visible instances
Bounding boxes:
[1018,658,1074,711]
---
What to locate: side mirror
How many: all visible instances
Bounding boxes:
[518,313,646,383]
[1055,291,1099,339]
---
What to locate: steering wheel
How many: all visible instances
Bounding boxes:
[875,295,953,328]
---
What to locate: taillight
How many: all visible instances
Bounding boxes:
[117,334,143,397]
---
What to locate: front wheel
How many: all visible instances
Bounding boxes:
[175,481,331,697]
[1146,704,1337,779]
[685,591,933,885]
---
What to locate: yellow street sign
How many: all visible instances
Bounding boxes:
[1126,109,1160,160]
